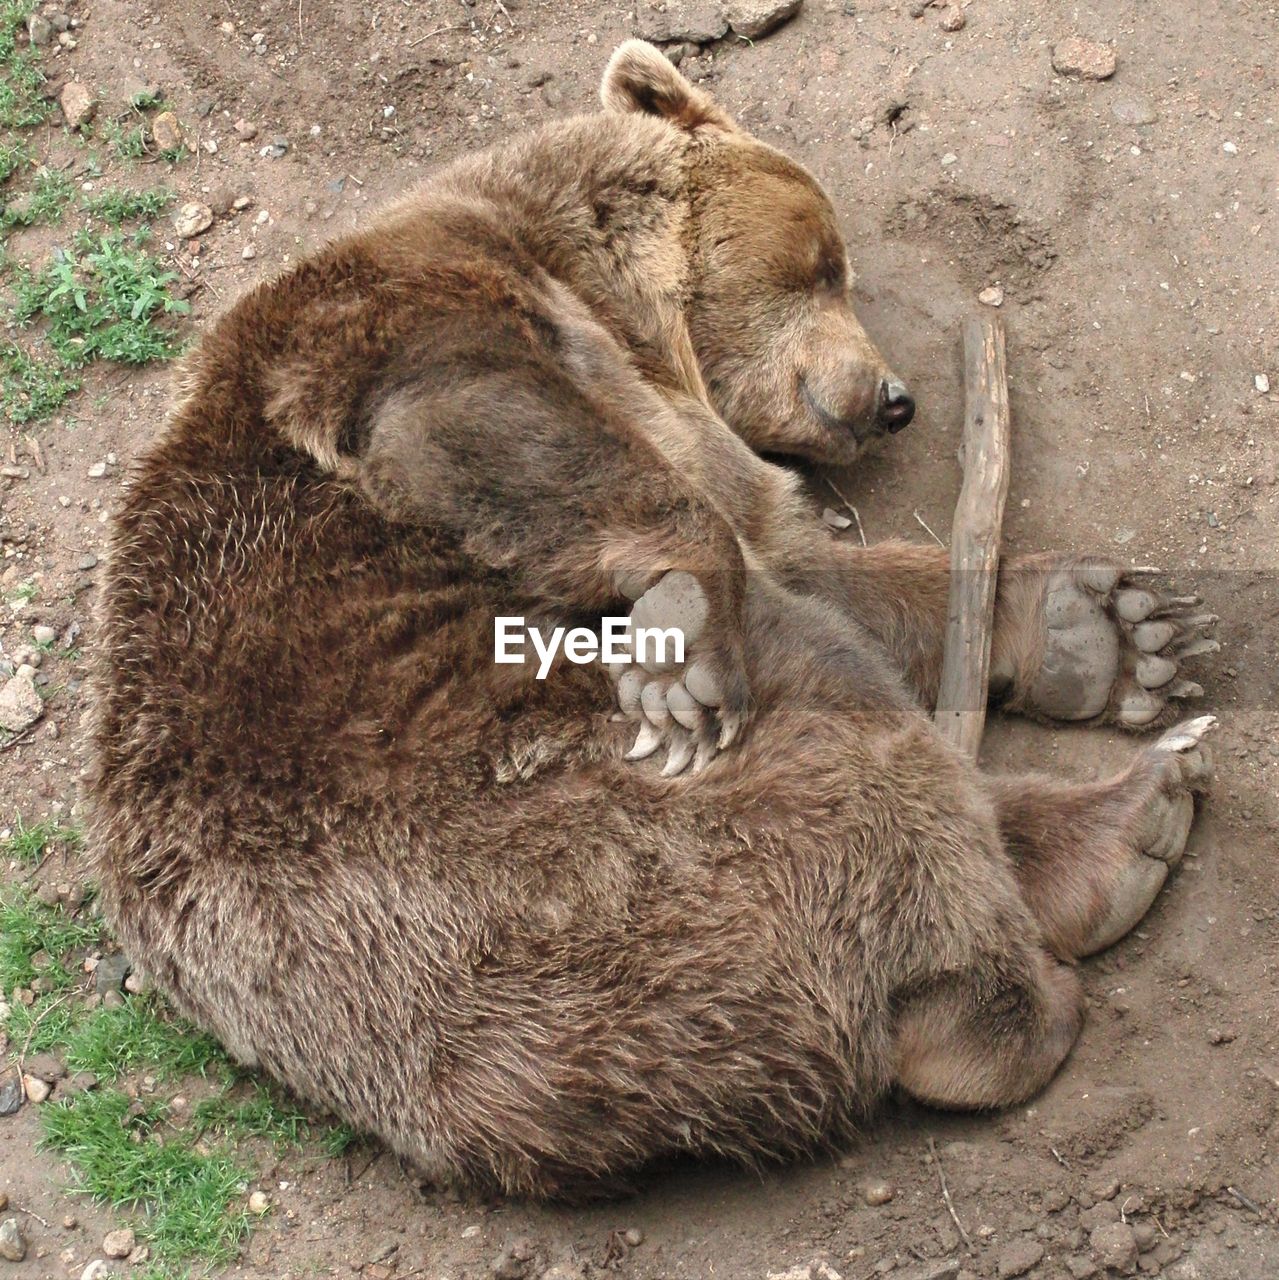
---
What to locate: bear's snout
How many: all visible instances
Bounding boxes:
[800,361,912,444]
[876,377,915,433]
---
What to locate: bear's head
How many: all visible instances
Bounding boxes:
[602,40,914,466]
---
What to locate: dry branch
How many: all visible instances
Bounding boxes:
[934,314,1011,756]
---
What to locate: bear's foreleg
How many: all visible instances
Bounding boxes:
[768,541,1216,730]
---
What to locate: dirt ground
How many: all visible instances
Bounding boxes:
[2,0,1277,1277]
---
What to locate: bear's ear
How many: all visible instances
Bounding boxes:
[600,39,737,132]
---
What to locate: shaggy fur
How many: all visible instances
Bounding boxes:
[88,42,1211,1198]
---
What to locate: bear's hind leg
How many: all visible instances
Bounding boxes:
[894,944,1085,1110]
[985,715,1215,959]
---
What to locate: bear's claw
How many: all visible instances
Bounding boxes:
[610,570,749,776]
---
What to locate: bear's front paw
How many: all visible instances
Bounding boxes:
[996,557,1218,730]
[608,570,751,777]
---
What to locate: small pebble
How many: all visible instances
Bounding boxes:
[1051,37,1117,80]
[940,151,958,166]
[1090,1221,1138,1273]
[242,244,257,260]
[151,110,185,153]
[622,1227,643,1247]
[979,285,1004,307]
[997,1239,1045,1279]
[862,1181,895,1206]
[248,1190,271,1214]
[0,1218,28,1262]
[22,1073,51,1103]
[1256,374,1271,394]
[88,461,108,479]
[58,80,97,129]
[173,202,214,239]
[491,1235,537,1280]
[1112,97,1158,126]
[938,5,965,31]
[102,1228,135,1259]
[1222,141,1238,155]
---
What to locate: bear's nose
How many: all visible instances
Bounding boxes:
[877,378,915,433]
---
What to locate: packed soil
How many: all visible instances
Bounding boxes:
[2,1,1277,1278]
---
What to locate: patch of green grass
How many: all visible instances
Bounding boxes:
[0,166,74,228]
[1,813,83,864]
[193,1083,312,1151]
[5,992,79,1054]
[0,889,99,995]
[318,1122,360,1158]
[13,227,190,365]
[82,187,173,225]
[0,0,50,130]
[191,1082,360,1159]
[65,995,229,1081]
[1,876,348,1277]
[41,1088,254,1270]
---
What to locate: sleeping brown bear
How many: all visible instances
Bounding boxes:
[87,41,1218,1198]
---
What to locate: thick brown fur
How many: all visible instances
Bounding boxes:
[87,42,1211,1199]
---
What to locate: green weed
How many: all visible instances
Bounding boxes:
[5,993,78,1054]
[100,119,148,161]
[82,187,173,224]
[318,1122,360,1158]
[0,135,27,184]
[0,0,49,130]
[0,166,74,228]
[13,227,189,365]
[0,340,81,420]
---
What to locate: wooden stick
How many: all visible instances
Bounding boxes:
[934,315,1011,756]
[929,1135,974,1252]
